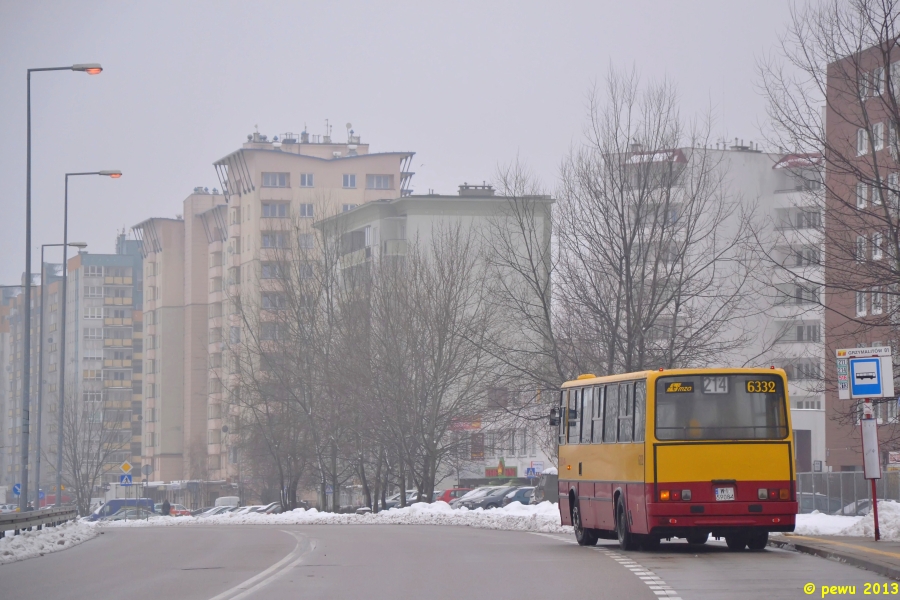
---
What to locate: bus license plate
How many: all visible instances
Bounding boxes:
[715,487,735,501]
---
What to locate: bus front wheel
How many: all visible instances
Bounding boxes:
[616,499,639,551]
[573,503,598,546]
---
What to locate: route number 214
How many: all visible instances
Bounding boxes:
[702,376,728,394]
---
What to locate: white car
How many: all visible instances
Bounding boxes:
[0,503,18,513]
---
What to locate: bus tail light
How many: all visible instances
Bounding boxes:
[779,489,789,500]
[668,518,677,524]
[772,518,781,523]
[659,490,670,501]
[758,488,768,500]
[671,490,681,501]
[681,489,692,501]
[768,489,778,500]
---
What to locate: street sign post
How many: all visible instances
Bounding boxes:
[12,483,21,497]
[862,406,882,541]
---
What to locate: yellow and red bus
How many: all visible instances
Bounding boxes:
[554,368,797,551]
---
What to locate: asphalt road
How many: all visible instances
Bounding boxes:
[1,525,895,599]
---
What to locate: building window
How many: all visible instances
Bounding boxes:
[366,174,393,190]
[298,262,314,280]
[299,203,314,218]
[261,322,283,340]
[261,172,289,187]
[84,265,103,277]
[299,173,314,187]
[874,232,883,260]
[342,204,357,212]
[342,174,356,188]
[856,235,867,262]
[261,263,285,279]
[261,232,288,248]
[785,360,822,380]
[794,246,819,266]
[262,203,288,218]
[298,233,314,249]
[874,122,885,150]
[858,128,869,155]
[857,182,868,208]
[857,290,867,316]
[874,67,886,95]
[85,286,103,298]
[859,72,870,99]
[84,307,103,319]
[873,288,884,315]
[261,293,285,310]
[874,178,884,206]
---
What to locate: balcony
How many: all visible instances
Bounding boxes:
[103,359,132,368]
[340,247,371,269]
[104,317,134,326]
[103,339,133,347]
[104,276,133,285]
[382,239,407,256]
[103,379,133,388]
[104,297,133,306]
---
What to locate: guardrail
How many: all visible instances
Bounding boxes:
[0,506,78,538]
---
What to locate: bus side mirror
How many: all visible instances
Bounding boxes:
[549,408,560,427]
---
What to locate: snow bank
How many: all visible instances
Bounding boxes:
[835,500,900,540]
[793,511,862,536]
[102,501,573,534]
[0,520,98,565]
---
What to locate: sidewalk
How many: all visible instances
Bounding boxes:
[770,534,900,580]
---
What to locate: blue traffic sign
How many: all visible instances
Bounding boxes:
[38,490,45,500]
[119,474,133,486]
[525,468,536,478]
[12,483,21,497]
[851,358,883,397]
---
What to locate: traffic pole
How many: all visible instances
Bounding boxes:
[871,478,881,541]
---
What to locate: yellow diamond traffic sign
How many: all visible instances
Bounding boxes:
[120,461,133,474]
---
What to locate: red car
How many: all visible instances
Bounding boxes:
[435,488,472,504]
[169,503,192,517]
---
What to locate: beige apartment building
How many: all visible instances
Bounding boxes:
[134,128,414,487]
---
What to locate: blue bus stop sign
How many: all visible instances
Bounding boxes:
[12,483,21,497]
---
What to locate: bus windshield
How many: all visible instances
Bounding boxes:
[655,374,788,440]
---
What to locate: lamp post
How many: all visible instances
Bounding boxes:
[56,171,120,507]
[21,62,103,512]
[35,242,87,508]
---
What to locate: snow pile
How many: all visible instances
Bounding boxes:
[835,500,900,540]
[103,501,573,534]
[0,520,98,564]
[793,511,863,536]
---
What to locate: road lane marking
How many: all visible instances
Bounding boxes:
[528,533,683,600]
[206,530,315,600]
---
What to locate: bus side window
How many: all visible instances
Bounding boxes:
[568,388,581,444]
[559,390,567,445]
[634,380,646,442]
[592,386,605,443]
[604,385,619,443]
[618,382,634,443]
[583,387,594,443]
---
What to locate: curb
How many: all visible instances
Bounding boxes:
[768,537,900,581]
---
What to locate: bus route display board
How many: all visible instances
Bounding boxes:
[836,347,894,400]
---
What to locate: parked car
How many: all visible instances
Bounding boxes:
[169,504,192,517]
[260,502,283,514]
[215,496,240,508]
[87,498,155,521]
[449,487,494,509]
[435,488,472,504]
[233,505,265,515]
[459,486,518,510]
[833,498,898,516]
[102,507,155,521]
[503,487,535,506]
[798,492,844,514]
[198,506,231,517]
[191,506,215,516]
[0,503,18,513]
[382,490,419,509]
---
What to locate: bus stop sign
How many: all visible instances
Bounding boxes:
[836,347,894,399]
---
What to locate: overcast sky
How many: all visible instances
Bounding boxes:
[0,0,799,283]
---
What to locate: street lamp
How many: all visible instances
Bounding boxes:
[56,171,120,507]
[21,62,103,512]
[35,242,86,508]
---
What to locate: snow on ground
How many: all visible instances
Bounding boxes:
[833,500,900,540]
[102,500,574,534]
[793,511,862,536]
[0,520,98,565]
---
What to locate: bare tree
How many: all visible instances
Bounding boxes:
[53,389,129,515]
[759,0,900,436]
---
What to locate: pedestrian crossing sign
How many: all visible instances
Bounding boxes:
[120,474,133,486]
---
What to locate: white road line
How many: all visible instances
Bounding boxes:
[207,530,315,600]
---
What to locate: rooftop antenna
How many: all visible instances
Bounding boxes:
[346,122,352,141]
[325,118,331,137]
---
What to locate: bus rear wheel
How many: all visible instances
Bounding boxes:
[747,531,769,551]
[616,499,639,551]
[573,504,598,546]
[686,532,709,545]
[725,534,747,550]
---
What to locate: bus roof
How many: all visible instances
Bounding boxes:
[560,367,788,388]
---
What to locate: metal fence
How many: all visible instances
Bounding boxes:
[0,505,78,538]
[796,471,900,515]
